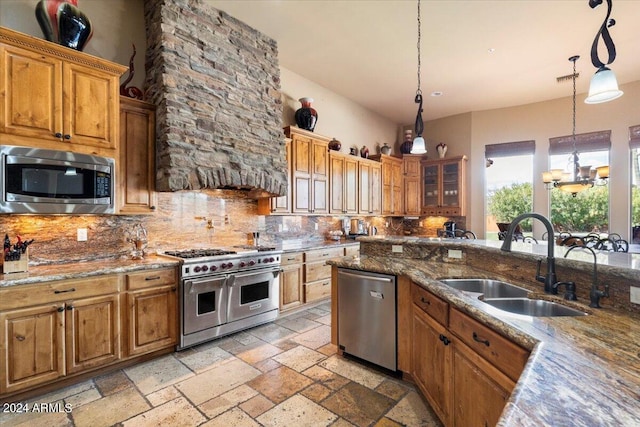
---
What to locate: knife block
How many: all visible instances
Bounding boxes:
[1,249,29,274]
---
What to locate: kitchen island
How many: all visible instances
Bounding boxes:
[329,236,640,426]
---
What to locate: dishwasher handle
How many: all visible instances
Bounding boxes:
[338,270,394,283]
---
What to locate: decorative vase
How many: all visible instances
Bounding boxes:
[380,143,392,155]
[294,97,318,132]
[360,146,369,159]
[328,138,341,151]
[35,0,92,51]
[400,129,413,154]
[436,143,448,158]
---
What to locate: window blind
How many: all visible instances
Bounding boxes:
[549,130,611,155]
[485,140,535,158]
[629,125,640,149]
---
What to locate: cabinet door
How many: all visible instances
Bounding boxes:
[422,163,440,212]
[369,162,382,215]
[391,160,404,215]
[292,135,312,213]
[311,140,329,214]
[381,160,394,215]
[330,154,345,214]
[344,156,358,214]
[119,97,157,214]
[0,44,63,141]
[412,306,451,425]
[0,304,65,394]
[66,294,120,374]
[63,62,119,150]
[280,264,303,312]
[452,339,515,427]
[358,162,371,214]
[404,176,421,215]
[441,160,461,210]
[126,285,177,357]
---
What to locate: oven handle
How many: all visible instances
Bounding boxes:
[187,275,228,294]
[226,268,280,287]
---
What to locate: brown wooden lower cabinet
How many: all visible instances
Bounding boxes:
[0,267,178,399]
[279,252,304,312]
[410,281,529,427]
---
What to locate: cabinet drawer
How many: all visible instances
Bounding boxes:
[304,247,343,263]
[449,307,529,382]
[126,268,177,290]
[305,261,332,283]
[412,283,449,326]
[0,275,121,311]
[281,252,304,266]
[305,279,331,302]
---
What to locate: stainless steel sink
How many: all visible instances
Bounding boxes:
[483,298,588,317]
[438,278,529,298]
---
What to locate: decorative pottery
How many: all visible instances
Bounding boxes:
[400,129,413,154]
[294,97,318,132]
[436,142,448,158]
[36,0,93,51]
[380,143,392,155]
[328,138,341,151]
[360,146,369,159]
[349,148,357,156]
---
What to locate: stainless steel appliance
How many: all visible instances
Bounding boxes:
[165,246,282,349]
[337,268,397,371]
[0,145,115,214]
[350,219,365,235]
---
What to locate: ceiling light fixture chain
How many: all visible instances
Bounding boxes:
[410,0,426,154]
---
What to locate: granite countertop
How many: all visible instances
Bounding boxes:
[0,254,180,288]
[328,254,640,426]
[0,240,359,287]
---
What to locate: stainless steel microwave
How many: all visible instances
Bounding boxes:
[0,145,115,214]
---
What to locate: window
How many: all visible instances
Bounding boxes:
[548,131,610,234]
[630,125,640,243]
[485,141,535,240]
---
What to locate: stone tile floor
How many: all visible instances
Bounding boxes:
[0,302,442,427]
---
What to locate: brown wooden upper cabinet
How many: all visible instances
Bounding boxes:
[286,126,329,214]
[358,158,382,215]
[119,97,157,214]
[370,154,404,216]
[0,27,126,157]
[329,150,358,215]
[403,154,424,216]
[421,156,467,216]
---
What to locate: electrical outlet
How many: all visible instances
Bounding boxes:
[392,245,403,253]
[278,224,283,232]
[77,228,87,242]
[631,286,640,305]
[448,249,463,259]
[314,223,318,230]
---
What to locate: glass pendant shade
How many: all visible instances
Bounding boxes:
[411,136,426,154]
[585,67,624,104]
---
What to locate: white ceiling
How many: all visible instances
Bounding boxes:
[209,0,640,125]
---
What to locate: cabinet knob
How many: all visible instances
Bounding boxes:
[54,132,63,138]
[66,305,74,310]
[57,306,65,312]
[15,334,26,341]
[64,134,71,140]
[150,206,156,210]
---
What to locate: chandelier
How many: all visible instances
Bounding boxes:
[410,0,426,155]
[542,56,609,197]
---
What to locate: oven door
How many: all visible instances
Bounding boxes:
[183,275,228,335]
[227,269,279,322]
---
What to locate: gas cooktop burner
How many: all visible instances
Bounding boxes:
[164,249,237,259]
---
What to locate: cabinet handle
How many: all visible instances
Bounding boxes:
[145,276,161,281]
[420,297,431,305]
[15,334,26,341]
[54,288,76,294]
[64,134,71,140]
[439,334,451,346]
[472,332,490,347]
[54,132,62,138]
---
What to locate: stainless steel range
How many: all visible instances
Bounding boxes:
[164,246,282,350]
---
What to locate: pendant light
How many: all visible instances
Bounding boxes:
[542,56,609,196]
[410,0,426,154]
[585,0,623,104]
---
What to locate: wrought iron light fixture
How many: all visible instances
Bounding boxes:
[410,0,426,154]
[542,56,609,197]
[584,0,623,104]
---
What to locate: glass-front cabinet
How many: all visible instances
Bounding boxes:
[421,156,466,216]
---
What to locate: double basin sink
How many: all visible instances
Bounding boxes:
[438,279,588,317]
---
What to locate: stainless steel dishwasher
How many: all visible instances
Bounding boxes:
[337,268,397,371]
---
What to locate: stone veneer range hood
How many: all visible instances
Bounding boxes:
[144,0,287,197]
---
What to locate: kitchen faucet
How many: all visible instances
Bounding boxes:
[564,245,609,308]
[500,213,558,294]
